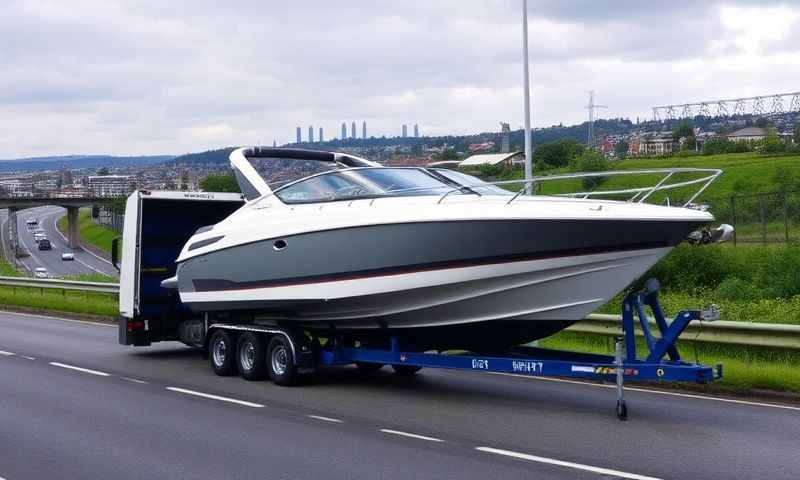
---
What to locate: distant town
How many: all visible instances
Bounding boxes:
[1,107,797,199]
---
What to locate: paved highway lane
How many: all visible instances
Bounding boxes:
[10,206,117,278]
[1,312,799,480]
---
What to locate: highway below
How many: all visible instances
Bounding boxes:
[1,206,117,278]
[0,312,798,479]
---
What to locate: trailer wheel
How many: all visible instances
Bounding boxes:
[391,365,422,376]
[268,335,297,386]
[355,362,384,373]
[209,330,237,376]
[237,332,267,381]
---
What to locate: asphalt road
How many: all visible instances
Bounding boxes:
[3,206,117,278]
[0,311,799,480]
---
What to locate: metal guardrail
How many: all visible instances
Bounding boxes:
[0,276,797,349]
[570,314,800,350]
[0,276,119,294]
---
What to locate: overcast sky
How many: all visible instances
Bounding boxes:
[2,0,799,158]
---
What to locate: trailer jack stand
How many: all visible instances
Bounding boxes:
[615,337,627,421]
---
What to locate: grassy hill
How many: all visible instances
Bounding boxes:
[500,152,800,208]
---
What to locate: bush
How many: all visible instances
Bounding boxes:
[753,243,800,298]
[534,139,585,168]
[646,243,800,300]
[715,277,764,301]
[571,150,608,190]
[702,137,735,155]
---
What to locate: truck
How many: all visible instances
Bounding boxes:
[116,190,722,420]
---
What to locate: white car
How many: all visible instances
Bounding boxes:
[34,233,47,243]
[34,267,48,279]
[61,253,75,261]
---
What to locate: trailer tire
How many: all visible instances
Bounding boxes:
[391,365,421,376]
[268,335,297,386]
[237,332,267,381]
[209,330,237,376]
[355,362,384,373]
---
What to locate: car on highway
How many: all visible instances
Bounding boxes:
[61,252,75,261]
[26,219,38,229]
[38,239,52,250]
[34,233,47,243]
[34,267,48,279]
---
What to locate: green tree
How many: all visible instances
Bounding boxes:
[672,121,693,139]
[432,148,458,161]
[793,123,800,145]
[702,136,734,155]
[761,127,785,154]
[614,140,629,159]
[533,139,585,168]
[571,150,608,190]
[97,167,110,176]
[200,173,241,193]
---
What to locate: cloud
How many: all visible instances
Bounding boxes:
[0,0,798,157]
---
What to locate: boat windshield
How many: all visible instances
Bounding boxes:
[274,168,454,204]
[428,169,513,195]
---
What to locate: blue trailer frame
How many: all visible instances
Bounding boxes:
[317,280,722,420]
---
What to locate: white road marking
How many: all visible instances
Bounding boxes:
[0,350,15,356]
[0,310,115,327]
[380,429,444,442]
[166,387,265,408]
[49,362,111,377]
[308,415,343,423]
[74,256,107,275]
[489,372,800,412]
[121,377,149,384]
[53,210,113,267]
[19,355,36,360]
[475,447,662,480]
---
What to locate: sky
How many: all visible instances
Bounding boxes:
[2,0,799,158]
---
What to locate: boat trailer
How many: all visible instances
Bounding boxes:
[317,279,722,420]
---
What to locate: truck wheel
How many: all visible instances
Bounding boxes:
[355,362,384,373]
[268,335,297,386]
[209,330,237,376]
[237,332,267,381]
[391,365,422,376]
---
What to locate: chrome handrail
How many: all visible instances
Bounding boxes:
[438,167,722,207]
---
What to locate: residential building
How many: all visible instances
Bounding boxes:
[341,122,347,139]
[413,124,419,138]
[351,121,356,139]
[362,121,367,139]
[319,127,323,143]
[296,126,301,143]
[728,127,767,142]
[308,125,314,143]
[629,132,676,156]
[88,175,134,197]
[402,124,408,138]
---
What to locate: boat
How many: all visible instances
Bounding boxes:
[164,147,722,351]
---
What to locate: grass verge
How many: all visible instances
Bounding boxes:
[0,285,117,317]
[540,331,800,394]
[63,273,118,283]
[57,208,117,254]
[0,258,23,277]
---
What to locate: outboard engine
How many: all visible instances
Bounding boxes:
[687,224,734,245]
